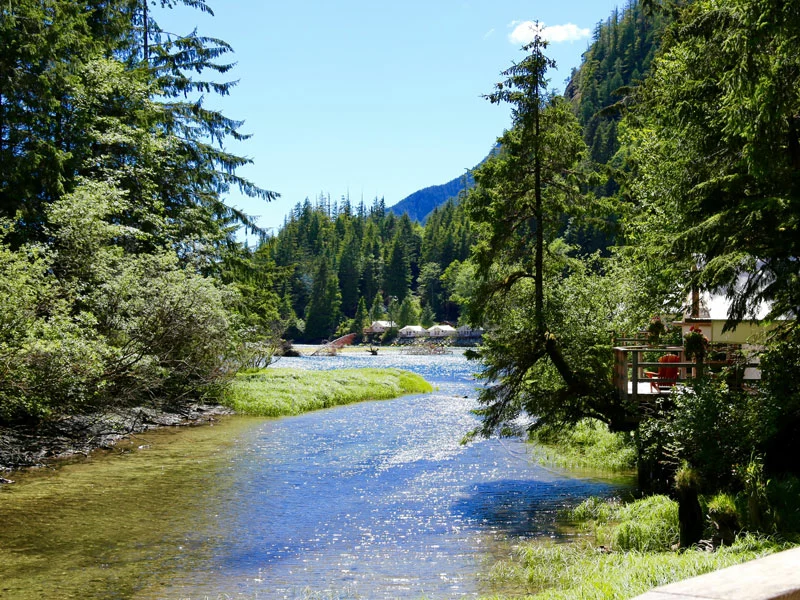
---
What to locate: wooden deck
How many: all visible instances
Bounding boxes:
[612,344,759,405]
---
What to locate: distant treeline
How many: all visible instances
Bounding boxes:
[265,195,475,343]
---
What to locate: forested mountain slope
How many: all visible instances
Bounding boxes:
[390,1,668,226]
[388,171,473,224]
[566,0,670,186]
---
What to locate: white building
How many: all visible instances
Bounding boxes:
[398,325,427,338]
[457,325,484,338]
[427,324,457,338]
[363,320,396,335]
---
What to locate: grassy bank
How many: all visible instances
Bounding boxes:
[484,419,799,599]
[530,419,637,472]
[483,495,793,599]
[220,368,432,417]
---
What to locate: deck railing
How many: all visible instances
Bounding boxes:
[612,344,758,404]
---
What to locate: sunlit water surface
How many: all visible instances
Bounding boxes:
[0,351,633,599]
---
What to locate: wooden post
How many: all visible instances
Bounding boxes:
[631,349,639,404]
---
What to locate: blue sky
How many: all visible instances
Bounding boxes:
[158,1,623,233]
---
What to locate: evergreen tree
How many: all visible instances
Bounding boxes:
[304,259,341,342]
[396,296,420,328]
[467,32,636,436]
[383,234,411,302]
[420,304,436,328]
[359,220,383,304]
[628,0,800,325]
[418,261,445,320]
[337,229,361,318]
[351,297,369,335]
[370,292,386,321]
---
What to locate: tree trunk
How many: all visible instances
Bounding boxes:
[677,484,704,548]
[533,87,544,340]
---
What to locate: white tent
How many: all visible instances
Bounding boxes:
[427,324,457,338]
[364,320,396,334]
[398,325,427,338]
[457,325,484,338]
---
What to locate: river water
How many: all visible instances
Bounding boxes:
[0,351,633,599]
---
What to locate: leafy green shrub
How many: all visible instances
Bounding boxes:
[563,495,680,552]
[639,380,772,491]
[0,197,240,424]
[735,456,773,532]
[767,476,800,534]
[760,333,800,476]
[707,493,740,544]
[567,496,620,524]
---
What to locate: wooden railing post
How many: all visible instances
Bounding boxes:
[631,348,639,404]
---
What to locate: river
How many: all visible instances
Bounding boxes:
[0,351,633,599]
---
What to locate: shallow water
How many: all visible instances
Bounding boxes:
[0,351,633,599]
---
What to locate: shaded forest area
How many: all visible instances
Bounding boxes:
[268,196,474,343]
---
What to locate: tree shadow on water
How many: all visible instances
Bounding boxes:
[451,478,628,539]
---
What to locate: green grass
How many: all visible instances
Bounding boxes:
[483,495,794,599]
[561,495,680,552]
[530,419,637,472]
[482,534,789,600]
[220,367,432,417]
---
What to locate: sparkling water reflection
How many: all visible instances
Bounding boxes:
[0,351,633,600]
[155,352,632,599]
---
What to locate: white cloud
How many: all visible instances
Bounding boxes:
[508,21,590,45]
[483,28,496,39]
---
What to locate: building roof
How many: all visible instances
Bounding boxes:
[428,324,457,332]
[688,290,772,321]
[370,320,396,328]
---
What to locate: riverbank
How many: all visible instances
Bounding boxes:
[0,366,431,474]
[482,419,800,599]
[0,403,233,473]
[529,419,637,473]
[221,367,433,416]
[481,494,795,599]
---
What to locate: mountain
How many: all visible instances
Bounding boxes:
[388,172,473,224]
[389,146,501,223]
[392,0,668,225]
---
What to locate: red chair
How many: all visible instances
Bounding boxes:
[646,353,681,393]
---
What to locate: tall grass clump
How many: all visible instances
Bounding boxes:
[605,495,679,551]
[564,495,678,551]
[484,493,797,599]
[530,419,637,472]
[220,368,432,417]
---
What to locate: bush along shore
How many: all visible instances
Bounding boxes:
[220,367,433,417]
[529,419,638,473]
[0,368,431,475]
[480,418,800,599]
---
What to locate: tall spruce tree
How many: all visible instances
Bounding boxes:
[383,234,411,302]
[466,31,637,436]
[304,258,341,341]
